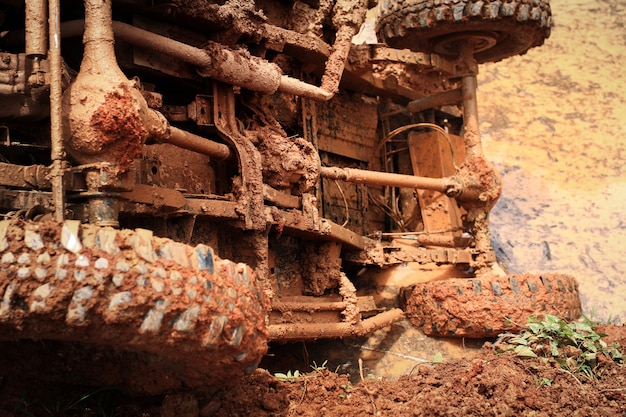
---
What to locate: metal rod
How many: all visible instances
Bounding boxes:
[268,308,404,341]
[461,73,483,158]
[58,20,336,100]
[25,0,48,58]
[165,125,232,160]
[48,0,65,221]
[0,163,51,188]
[278,76,333,101]
[271,300,348,312]
[320,166,461,195]
[143,109,232,160]
[109,20,333,100]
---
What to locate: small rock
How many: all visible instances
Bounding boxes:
[108,291,132,311]
[194,244,214,273]
[96,228,120,255]
[159,242,190,267]
[37,252,51,264]
[56,253,69,266]
[131,228,157,262]
[173,304,200,332]
[34,267,48,280]
[24,229,44,250]
[74,270,86,282]
[94,257,109,269]
[66,286,93,323]
[151,277,165,292]
[139,299,170,334]
[0,282,17,317]
[61,220,83,253]
[17,253,31,264]
[134,262,149,275]
[1,252,14,264]
[75,255,89,268]
[115,260,130,272]
[112,273,124,287]
[30,283,54,312]
[17,267,30,278]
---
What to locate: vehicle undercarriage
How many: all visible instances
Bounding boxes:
[0,0,581,393]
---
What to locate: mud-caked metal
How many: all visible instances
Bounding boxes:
[0,0,579,392]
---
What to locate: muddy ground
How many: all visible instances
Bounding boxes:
[1,324,624,416]
[205,325,626,417]
[1,0,625,415]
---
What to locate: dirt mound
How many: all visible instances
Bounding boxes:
[209,325,626,417]
[1,325,624,416]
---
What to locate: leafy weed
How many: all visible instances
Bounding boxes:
[497,314,623,380]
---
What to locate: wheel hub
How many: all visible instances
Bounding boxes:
[433,31,499,57]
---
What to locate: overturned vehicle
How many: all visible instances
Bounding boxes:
[0,0,581,392]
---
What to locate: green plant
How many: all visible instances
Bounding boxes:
[497,314,623,380]
[533,376,553,387]
[274,369,302,383]
[275,359,329,382]
[310,360,328,372]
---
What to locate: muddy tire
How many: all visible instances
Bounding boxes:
[404,273,582,338]
[376,0,552,63]
[0,219,268,394]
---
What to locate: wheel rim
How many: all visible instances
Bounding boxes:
[432,31,499,56]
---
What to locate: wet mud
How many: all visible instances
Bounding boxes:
[213,328,626,417]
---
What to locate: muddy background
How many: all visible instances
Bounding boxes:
[479,0,626,324]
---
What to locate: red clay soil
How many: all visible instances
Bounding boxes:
[210,325,626,417]
[0,325,624,416]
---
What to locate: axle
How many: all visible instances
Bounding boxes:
[319,166,473,200]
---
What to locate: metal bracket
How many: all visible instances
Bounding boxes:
[212,82,265,230]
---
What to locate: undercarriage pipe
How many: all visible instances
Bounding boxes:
[162,125,232,160]
[48,0,66,221]
[112,21,285,95]
[319,166,471,199]
[268,308,404,341]
[49,19,352,102]
[142,108,232,160]
[110,20,350,102]
[25,0,47,58]
[461,73,483,158]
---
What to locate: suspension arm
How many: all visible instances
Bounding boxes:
[319,166,479,200]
